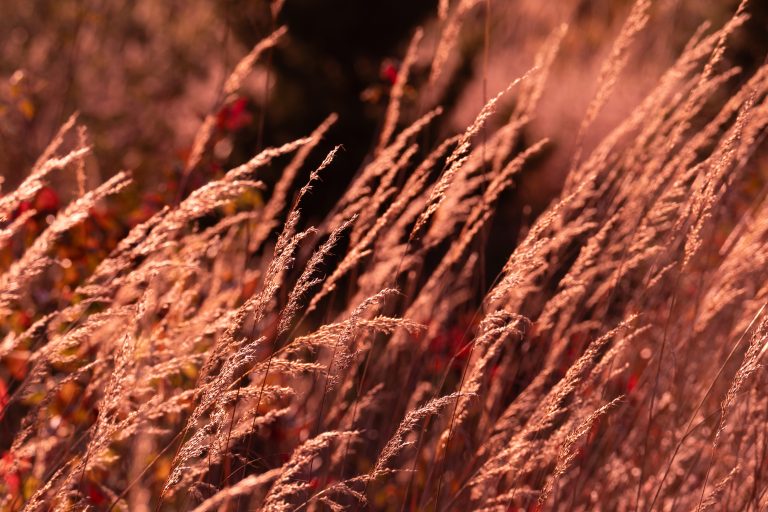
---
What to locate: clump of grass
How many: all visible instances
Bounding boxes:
[2,1,768,511]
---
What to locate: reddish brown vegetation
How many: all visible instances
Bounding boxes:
[2,1,768,510]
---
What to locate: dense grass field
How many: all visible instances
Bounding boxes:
[2,0,768,510]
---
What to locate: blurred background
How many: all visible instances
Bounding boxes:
[1,0,766,228]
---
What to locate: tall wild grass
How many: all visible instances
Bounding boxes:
[2,0,768,510]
